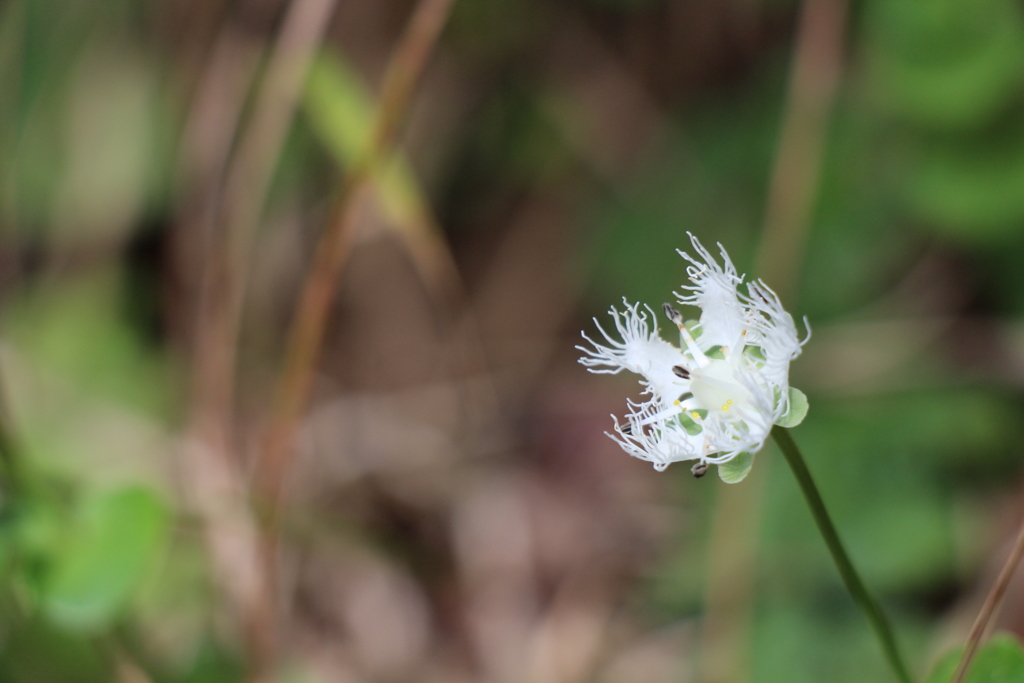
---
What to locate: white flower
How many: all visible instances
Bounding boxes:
[578,234,809,479]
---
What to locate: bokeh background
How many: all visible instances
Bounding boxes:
[2,0,1024,681]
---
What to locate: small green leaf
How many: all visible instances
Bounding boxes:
[776,387,808,428]
[43,486,169,631]
[925,633,1024,683]
[718,451,755,484]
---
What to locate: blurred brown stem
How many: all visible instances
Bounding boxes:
[255,0,456,544]
[368,0,457,158]
[182,0,338,678]
[194,0,339,438]
[951,517,1024,683]
[700,1,848,682]
[755,0,848,296]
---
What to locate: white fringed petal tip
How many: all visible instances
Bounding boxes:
[577,233,809,480]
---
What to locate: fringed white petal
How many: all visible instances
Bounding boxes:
[740,280,807,398]
[576,299,688,402]
[579,237,807,473]
[609,400,702,470]
[674,233,746,351]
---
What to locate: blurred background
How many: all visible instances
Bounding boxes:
[2,0,1024,681]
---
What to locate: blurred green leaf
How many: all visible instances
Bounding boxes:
[7,271,171,417]
[801,102,918,318]
[719,451,755,483]
[170,641,245,683]
[303,52,373,163]
[14,497,62,564]
[904,122,1024,241]
[867,0,1024,130]
[926,634,1024,683]
[303,50,425,230]
[47,46,163,243]
[1,17,165,240]
[863,0,1024,241]
[752,598,904,683]
[43,485,168,631]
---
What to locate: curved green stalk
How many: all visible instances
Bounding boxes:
[771,426,913,683]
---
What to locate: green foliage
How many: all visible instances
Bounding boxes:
[905,120,1024,238]
[5,0,1024,680]
[588,5,1024,675]
[583,56,784,308]
[926,634,1024,683]
[42,486,168,631]
[0,616,110,683]
[169,641,245,683]
[303,53,374,165]
[6,272,172,418]
[864,0,1024,241]
[762,390,1015,594]
[0,0,166,242]
[638,386,1020,680]
[303,50,437,238]
[752,598,903,683]
[867,0,1024,130]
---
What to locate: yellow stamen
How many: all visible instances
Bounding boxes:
[673,400,681,406]
[691,411,701,419]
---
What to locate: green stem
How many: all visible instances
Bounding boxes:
[771,426,913,683]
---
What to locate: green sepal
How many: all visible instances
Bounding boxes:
[704,345,726,360]
[744,345,767,363]
[776,387,808,428]
[677,410,704,436]
[718,451,755,484]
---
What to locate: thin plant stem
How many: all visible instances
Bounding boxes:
[181,1,339,677]
[950,515,1024,683]
[771,426,913,683]
[191,0,339,442]
[256,0,456,532]
[701,0,848,679]
[755,0,849,291]
[701,465,765,683]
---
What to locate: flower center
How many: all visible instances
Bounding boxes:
[689,359,751,415]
